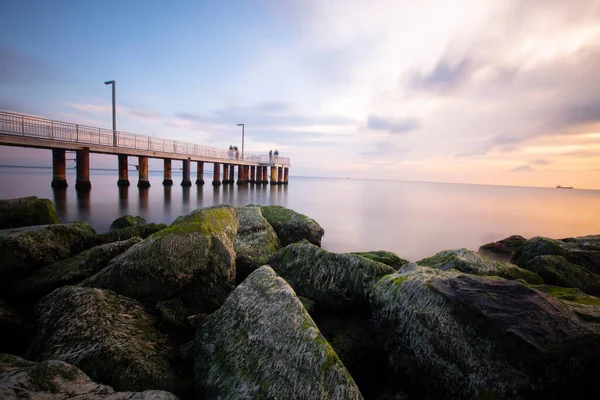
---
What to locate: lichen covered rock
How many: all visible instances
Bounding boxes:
[0,196,59,229]
[523,255,600,296]
[0,298,32,354]
[418,247,543,284]
[192,266,362,399]
[370,263,600,399]
[0,222,97,290]
[259,205,324,246]
[351,250,409,270]
[0,354,178,399]
[96,223,167,245]
[533,284,600,326]
[83,205,238,313]
[269,240,395,311]
[109,215,147,231]
[28,286,182,394]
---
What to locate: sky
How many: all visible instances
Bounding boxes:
[1,0,600,188]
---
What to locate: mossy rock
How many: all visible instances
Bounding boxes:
[109,215,147,231]
[27,286,183,394]
[269,240,395,311]
[259,205,324,246]
[0,196,59,229]
[11,237,142,306]
[478,235,527,262]
[369,263,600,399]
[523,255,600,296]
[0,222,97,290]
[0,354,178,399]
[192,266,363,399]
[351,250,409,270]
[418,248,543,284]
[83,205,238,314]
[0,298,32,355]
[532,284,600,325]
[96,223,167,245]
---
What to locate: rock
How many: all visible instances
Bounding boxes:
[478,235,527,262]
[96,223,167,245]
[234,205,280,283]
[0,298,32,355]
[83,205,238,314]
[298,296,317,314]
[418,248,543,284]
[109,215,147,231]
[269,240,395,311]
[0,222,97,290]
[11,237,143,306]
[259,205,324,246]
[0,354,178,399]
[533,284,600,326]
[523,255,600,296]
[28,286,182,394]
[351,250,409,270]
[0,196,59,229]
[370,263,600,399]
[191,266,362,399]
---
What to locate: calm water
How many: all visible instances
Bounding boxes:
[1,166,600,261]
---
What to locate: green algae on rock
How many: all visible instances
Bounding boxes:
[418,247,543,284]
[370,263,600,399]
[259,205,324,246]
[28,286,183,394]
[0,354,178,400]
[351,250,409,270]
[269,240,395,311]
[478,235,527,262]
[0,222,97,290]
[109,215,147,231]
[192,266,363,399]
[0,196,59,229]
[0,298,32,355]
[532,284,600,326]
[96,223,167,245]
[523,255,600,296]
[83,205,238,313]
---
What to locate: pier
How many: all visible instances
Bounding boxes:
[0,111,291,190]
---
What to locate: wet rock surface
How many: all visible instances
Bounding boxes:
[259,205,325,246]
[109,215,148,231]
[0,196,59,229]
[523,254,600,296]
[478,234,527,262]
[351,250,409,270]
[96,223,167,245]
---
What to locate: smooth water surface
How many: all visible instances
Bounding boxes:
[1,166,599,261]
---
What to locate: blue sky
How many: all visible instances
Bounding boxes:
[2,0,600,187]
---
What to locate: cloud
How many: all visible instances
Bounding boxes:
[408,58,472,93]
[69,103,161,121]
[0,44,58,84]
[360,141,410,158]
[531,159,552,165]
[366,115,420,134]
[510,165,534,172]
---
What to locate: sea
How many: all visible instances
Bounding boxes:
[1,166,599,261]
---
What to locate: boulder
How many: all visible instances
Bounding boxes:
[0,222,97,290]
[533,284,600,326]
[191,266,362,399]
[83,205,238,314]
[418,248,543,284]
[0,354,178,400]
[28,286,182,394]
[269,240,395,311]
[478,235,527,262]
[523,255,600,296]
[109,215,147,231]
[259,205,324,246]
[370,263,600,399]
[234,205,280,282]
[96,223,167,245]
[0,196,59,229]
[11,237,143,305]
[0,298,32,355]
[351,250,409,270]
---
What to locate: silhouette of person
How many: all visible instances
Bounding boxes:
[269,149,273,164]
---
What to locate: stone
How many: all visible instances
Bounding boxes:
[370,263,600,399]
[0,196,59,229]
[533,284,600,327]
[109,215,147,231]
[523,255,600,296]
[96,223,167,245]
[0,222,97,290]
[259,205,324,246]
[0,354,178,400]
[28,286,182,394]
[478,234,527,262]
[268,240,395,311]
[418,247,543,284]
[0,298,32,355]
[191,266,362,399]
[351,250,409,270]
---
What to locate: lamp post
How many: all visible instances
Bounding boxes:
[237,123,244,160]
[104,80,116,146]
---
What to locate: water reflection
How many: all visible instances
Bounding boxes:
[182,186,190,205]
[138,187,149,212]
[76,189,90,218]
[212,184,221,203]
[163,186,172,217]
[53,187,67,219]
[118,185,129,214]
[196,184,204,207]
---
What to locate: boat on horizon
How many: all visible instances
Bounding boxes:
[556,185,574,189]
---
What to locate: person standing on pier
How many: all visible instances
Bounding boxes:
[228,145,233,160]
[269,150,273,164]
[274,149,279,163]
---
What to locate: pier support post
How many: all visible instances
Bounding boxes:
[75,147,91,191]
[284,167,289,184]
[262,166,268,184]
[236,165,243,185]
[212,162,221,186]
[162,158,173,186]
[222,164,230,184]
[51,148,68,188]
[255,166,261,184]
[229,163,234,184]
[196,161,205,185]
[137,156,150,188]
[270,166,278,185]
[250,166,256,184]
[181,158,192,186]
[277,167,283,185]
[117,154,130,187]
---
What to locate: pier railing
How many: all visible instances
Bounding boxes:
[0,110,290,166]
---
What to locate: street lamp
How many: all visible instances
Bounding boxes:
[104,80,116,146]
[237,123,244,160]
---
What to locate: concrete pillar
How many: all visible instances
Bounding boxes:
[223,164,230,184]
[270,166,278,185]
[75,147,91,191]
[229,163,235,184]
[212,162,221,186]
[250,166,256,184]
[196,161,205,185]
[255,166,261,184]
[138,156,150,188]
[51,148,68,188]
[117,154,130,187]
[182,158,192,186]
[277,167,283,185]
[236,165,244,185]
[162,158,173,186]
[262,166,268,183]
[284,167,289,184]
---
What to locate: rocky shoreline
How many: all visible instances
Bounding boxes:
[1,196,600,399]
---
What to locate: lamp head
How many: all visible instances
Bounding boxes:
[104,80,115,85]
[237,123,244,126]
